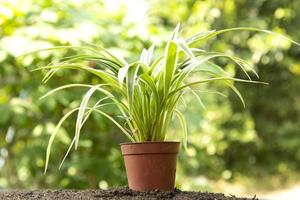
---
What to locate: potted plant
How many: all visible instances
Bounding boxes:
[26,25,299,191]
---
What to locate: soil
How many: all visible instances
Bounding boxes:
[0,187,258,200]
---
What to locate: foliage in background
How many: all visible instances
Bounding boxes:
[0,0,300,192]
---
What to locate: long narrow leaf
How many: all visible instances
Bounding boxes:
[171,77,268,96]
[44,107,79,173]
[164,41,178,96]
[75,85,100,149]
[174,109,188,150]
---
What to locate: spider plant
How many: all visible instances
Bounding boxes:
[24,25,299,173]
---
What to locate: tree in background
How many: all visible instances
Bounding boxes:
[0,0,299,193]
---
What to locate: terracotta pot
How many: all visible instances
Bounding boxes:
[120,141,180,191]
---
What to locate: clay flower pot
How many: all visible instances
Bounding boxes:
[120,141,180,191]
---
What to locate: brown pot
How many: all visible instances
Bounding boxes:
[120,141,180,191]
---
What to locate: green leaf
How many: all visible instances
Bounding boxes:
[174,109,187,150]
[126,64,141,109]
[164,41,178,96]
[44,107,79,173]
[75,84,100,149]
[188,88,206,109]
[176,38,194,58]
[171,23,181,40]
[170,77,268,96]
[118,65,129,86]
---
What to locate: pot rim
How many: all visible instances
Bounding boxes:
[120,141,180,146]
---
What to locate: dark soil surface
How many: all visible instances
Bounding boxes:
[0,187,258,200]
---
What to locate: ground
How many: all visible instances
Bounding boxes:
[0,187,257,200]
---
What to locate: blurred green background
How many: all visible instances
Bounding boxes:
[1,0,300,197]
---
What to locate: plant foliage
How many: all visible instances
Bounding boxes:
[23,25,300,172]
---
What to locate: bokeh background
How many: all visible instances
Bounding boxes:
[1,0,300,198]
